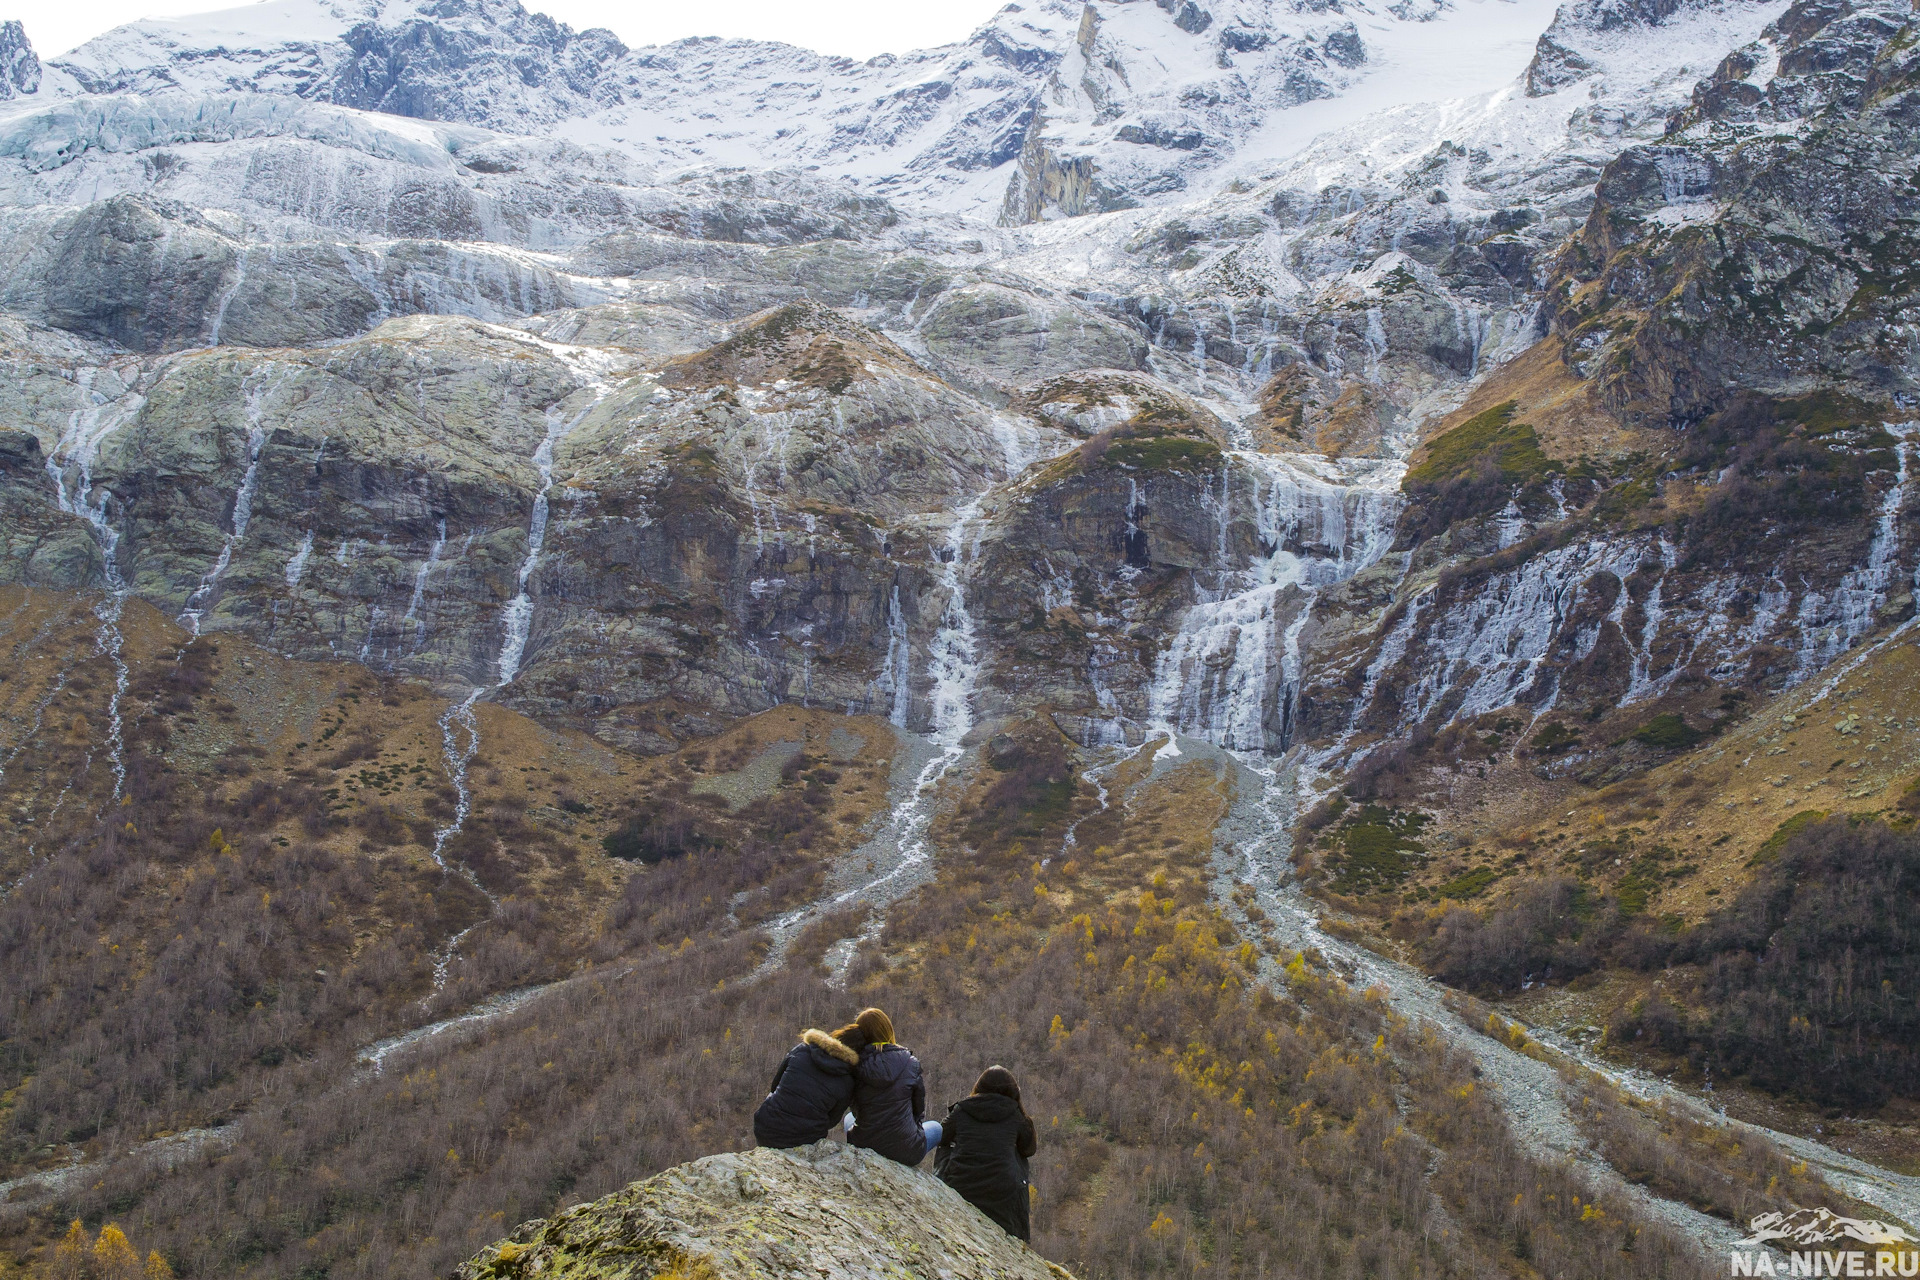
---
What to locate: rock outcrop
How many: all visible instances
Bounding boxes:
[451,1142,1073,1280]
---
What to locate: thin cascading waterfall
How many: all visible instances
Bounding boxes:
[1363,307,1388,380]
[1083,640,1131,746]
[1621,537,1679,705]
[497,402,594,686]
[1800,422,1917,675]
[736,396,797,555]
[876,584,911,727]
[1398,540,1647,729]
[1148,453,1404,754]
[989,412,1044,478]
[180,369,289,637]
[1332,583,1432,758]
[284,532,315,590]
[357,607,386,664]
[1188,305,1209,397]
[922,508,984,750]
[851,503,984,880]
[402,519,447,655]
[1493,490,1528,550]
[206,246,251,347]
[758,500,989,976]
[430,395,599,988]
[46,369,144,802]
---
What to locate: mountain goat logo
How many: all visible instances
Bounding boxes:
[1737,1209,1918,1249]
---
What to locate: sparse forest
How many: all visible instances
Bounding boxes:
[1,695,1741,1280]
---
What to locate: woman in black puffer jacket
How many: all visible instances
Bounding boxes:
[752,1025,863,1149]
[934,1066,1038,1241]
[843,1008,941,1166]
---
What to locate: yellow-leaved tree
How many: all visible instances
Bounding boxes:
[32,1223,161,1280]
[90,1226,140,1280]
[45,1223,88,1280]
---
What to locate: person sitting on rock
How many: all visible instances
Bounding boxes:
[752,1023,865,1150]
[842,1007,940,1165]
[933,1065,1038,1241]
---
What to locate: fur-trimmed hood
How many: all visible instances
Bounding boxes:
[802,1028,860,1066]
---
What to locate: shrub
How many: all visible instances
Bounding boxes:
[1530,720,1581,754]
[1632,713,1702,750]
[601,799,724,864]
[965,731,1074,849]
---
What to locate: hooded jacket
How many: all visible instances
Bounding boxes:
[846,1042,927,1166]
[933,1092,1037,1240]
[752,1029,860,1150]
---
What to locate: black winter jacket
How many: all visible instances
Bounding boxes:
[933,1093,1037,1240]
[846,1043,927,1166]
[752,1029,860,1150]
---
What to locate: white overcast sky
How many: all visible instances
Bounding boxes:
[2,0,1010,60]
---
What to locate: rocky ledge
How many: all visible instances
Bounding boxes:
[451,1141,1075,1280]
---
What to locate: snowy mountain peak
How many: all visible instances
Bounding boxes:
[52,0,630,128]
[0,20,42,100]
[32,0,1609,218]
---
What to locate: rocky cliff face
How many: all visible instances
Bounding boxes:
[453,1142,1074,1280]
[0,0,1908,781]
[3,1,1919,1276]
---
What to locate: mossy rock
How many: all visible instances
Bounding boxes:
[1101,434,1222,473]
[452,1142,1075,1280]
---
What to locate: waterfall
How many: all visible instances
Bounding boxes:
[206,246,250,347]
[284,532,315,590]
[1493,492,1527,549]
[1336,582,1430,753]
[1621,537,1679,705]
[735,396,798,554]
[922,504,983,754]
[846,502,983,875]
[402,519,447,654]
[1399,540,1647,726]
[756,500,989,975]
[46,369,144,801]
[876,584,911,727]
[497,401,594,687]
[1797,423,1916,675]
[428,393,599,988]
[1148,452,1404,753]
[181,369,289,637]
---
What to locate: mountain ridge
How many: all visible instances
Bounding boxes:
[2,0,1919,1276]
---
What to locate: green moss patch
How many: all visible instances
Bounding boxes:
[1530,720,1582,755]
[1325,805,1429,895]
[1632,713,1704,751]
[1405,402,1550,491]
[1778,390,1883,436]
[1436,866,1499,900]
[1751,809,1829,866]
[1103,434,1222,473]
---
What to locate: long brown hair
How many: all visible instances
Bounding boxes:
[973,1065,1023,1110]
[855,1007,895,1046]
[829,1023,869,1052]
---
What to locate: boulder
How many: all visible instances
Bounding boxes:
[451,1141,1074,1280]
